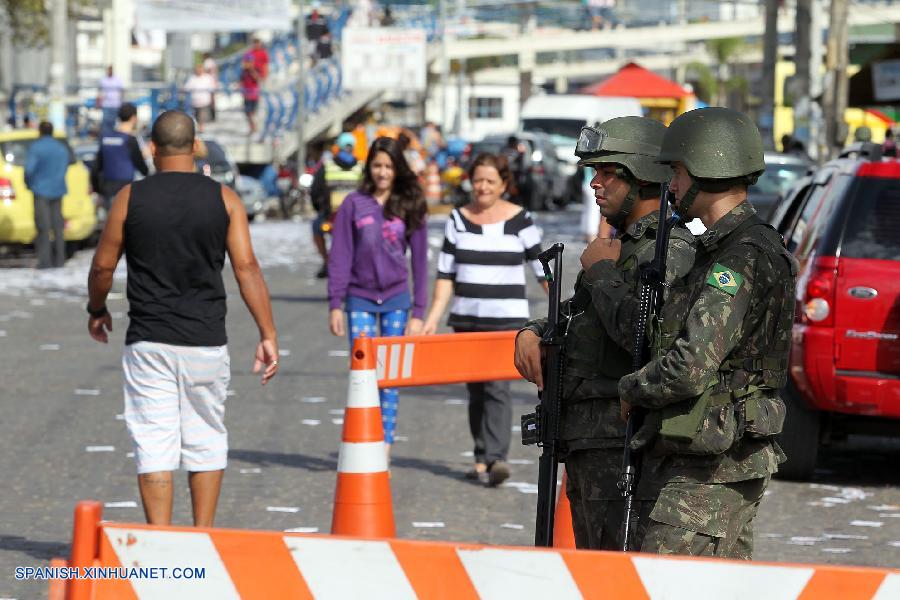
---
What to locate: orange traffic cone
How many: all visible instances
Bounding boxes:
[331,336,396,538]
[553,470,576,548]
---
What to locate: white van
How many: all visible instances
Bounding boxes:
[520,94,643,188]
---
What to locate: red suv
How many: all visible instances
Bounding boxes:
[771,143,900,480]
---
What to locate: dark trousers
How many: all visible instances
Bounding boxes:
[465,380,512,465]
[34,196,65,268]
[102,179,130,212]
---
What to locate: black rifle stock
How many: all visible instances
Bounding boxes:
[521,242,565,547]
[618,187,680,552]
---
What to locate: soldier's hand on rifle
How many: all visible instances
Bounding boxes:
[514,329,544,391]
[580,237,622,270]
[620,399,631,422]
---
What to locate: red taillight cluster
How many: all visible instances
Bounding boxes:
[0,177,15,202]
[801,255,838,327]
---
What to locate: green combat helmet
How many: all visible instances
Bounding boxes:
[854,126,872,142]
[574,116,671,228]
[657,107,765,215]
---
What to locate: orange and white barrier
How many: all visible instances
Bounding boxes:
[554,470,576,549]
[372,331,519,389]
[331,336,395,538]
[55,501,900,600]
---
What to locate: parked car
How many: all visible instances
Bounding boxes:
[0,129,97,254]
[468,131,567,211]
[747,152,810,220]
[197,137,262,220]
[771,142,900,480]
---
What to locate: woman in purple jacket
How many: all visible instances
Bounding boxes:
[327,136,428,451]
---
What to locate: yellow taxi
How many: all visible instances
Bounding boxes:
[0,129,96,248]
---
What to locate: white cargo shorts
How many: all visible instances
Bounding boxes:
[122,341,230,474]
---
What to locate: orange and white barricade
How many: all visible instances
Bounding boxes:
[52,500,900,599]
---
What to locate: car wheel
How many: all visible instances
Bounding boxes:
[774,380,821,481]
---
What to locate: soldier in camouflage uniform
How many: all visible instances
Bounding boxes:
[514,117,696,550]
[617,107,798,559]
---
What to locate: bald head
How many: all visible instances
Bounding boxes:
[151,110,195,156]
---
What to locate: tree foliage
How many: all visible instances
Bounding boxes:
[2,0,50,47]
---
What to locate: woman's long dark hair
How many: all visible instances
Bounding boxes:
[361,136,426,235]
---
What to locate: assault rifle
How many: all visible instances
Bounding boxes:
[521,242,565,547]
[618,186,680,552]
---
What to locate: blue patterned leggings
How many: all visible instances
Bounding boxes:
[348,309,408,444]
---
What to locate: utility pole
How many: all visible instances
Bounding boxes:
[792,0,813,155]
[48,0,67,131]
[759,0,779,150]
[440,0,449,133]
[823,0,849,158]
[296,0,307,170]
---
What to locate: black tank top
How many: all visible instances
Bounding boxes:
[124,172,230,346]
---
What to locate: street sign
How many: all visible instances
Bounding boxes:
[341,28,427,92]
[872,59,900,102]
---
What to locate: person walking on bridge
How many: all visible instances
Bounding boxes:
[87,110,279,527]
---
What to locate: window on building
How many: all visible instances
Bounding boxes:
[468,97,503,120]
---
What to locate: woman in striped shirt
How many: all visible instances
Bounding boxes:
[423,153,547,486]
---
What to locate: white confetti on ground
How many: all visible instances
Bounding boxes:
[889,541,900,548]
[460,451,474,457]
[328,409,345,415]
[824,533,868,540]
[115,414,125,421]
[880,513,900,518]
[809,484,840,491]
[0,330,7,337]
[301,397,327,403]
[226,390,236,397]
[808,501,836,508]
[86,446,115,452]
[511,425,522,433]
[758,533,783,538]
[820,497,852,504]
[508,459,534,465]
[267,506,301,513]
[301,419,321,426]
[412,522,445,528]
[104,501,138,508]
[239,468,262,474]
[75,389,101,396]
[126,452,135,458]
[821,548,853,554]
[870,505,900,512]
[331,418,344,425]
[502,481,539,494]
[284,527,319,533]
[501,523,525,530]
[444,398,465,405]
[328,350,349,357]
[393,435,409,442]
[40,344,60,351]
[279,349,291,356]
[789,536,824,544]
[786,540,816,546]
[111,312,125,319]
[850,520,883,528]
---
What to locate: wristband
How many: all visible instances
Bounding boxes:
[86,303,109,319]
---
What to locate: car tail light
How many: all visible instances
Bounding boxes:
[0,177,15,202]
[802,255,838,327]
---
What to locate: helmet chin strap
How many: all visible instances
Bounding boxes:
[677,181,701,217]
[606,167,638,230]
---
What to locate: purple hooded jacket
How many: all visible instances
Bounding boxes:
[327,191,428,319]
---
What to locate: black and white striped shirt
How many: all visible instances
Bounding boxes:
[437,207,544,330]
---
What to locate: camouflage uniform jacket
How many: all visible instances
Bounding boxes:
[522,212,696,452]
[618,201,798,484]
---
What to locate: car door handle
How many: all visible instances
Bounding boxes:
[848,286,878,299]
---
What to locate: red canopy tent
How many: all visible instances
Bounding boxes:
[580,62,693,124]
[580,62,691,99]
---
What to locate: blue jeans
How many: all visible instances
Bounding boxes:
[348,309,408,444]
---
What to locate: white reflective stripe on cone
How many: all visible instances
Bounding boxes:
[347,369,379,409]
[337,441,388,473]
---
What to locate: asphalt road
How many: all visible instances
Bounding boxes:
[0,210,897,599]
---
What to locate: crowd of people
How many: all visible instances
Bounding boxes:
[80,101,799,566]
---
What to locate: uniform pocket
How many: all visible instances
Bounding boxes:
[743,395,785,438]
[657,389,737,456]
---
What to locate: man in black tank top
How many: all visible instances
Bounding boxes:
[86,110,279,527]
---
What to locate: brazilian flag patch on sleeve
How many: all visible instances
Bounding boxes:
[706,263,744,296]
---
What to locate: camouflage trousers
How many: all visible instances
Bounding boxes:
[641,476,770,559]
[564,448,655,551]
